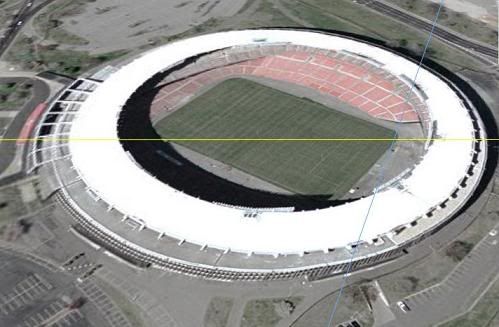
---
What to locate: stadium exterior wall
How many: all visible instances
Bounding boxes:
[30,29,488,280]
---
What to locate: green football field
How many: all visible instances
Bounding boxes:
[154,78,395,198]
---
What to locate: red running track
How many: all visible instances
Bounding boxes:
[17,102,47,145]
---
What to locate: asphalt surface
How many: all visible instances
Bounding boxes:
[382,220,499,326]
[0,247,90,327]
[0,0,56,58]
[356,0,498,61]
[2,202,146,327]
[0,244,116,327]
[0,76,50,176]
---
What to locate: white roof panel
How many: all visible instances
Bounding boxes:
[69,30,476,254]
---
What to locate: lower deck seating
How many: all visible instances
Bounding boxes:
[151,46,426,124]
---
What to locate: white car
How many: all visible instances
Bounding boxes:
[489,229,498,237]
[16,20,23,26]
[397,301,411,313]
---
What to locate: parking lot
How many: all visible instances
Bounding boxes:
[16,299,84,327]
[0,247,123,327]
[78,280,131,327]
[0,274,53,316]
[384,225,499,326]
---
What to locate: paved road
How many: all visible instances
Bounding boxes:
[0,76,50,175]
[382,222,499,326]
[356,0,498,62]
[0,0,56,58]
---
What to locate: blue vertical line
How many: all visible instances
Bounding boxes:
[325,1,445,326]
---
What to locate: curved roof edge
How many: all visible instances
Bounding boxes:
[68,29,481,254]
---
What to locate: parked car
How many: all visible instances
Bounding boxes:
[397,300,411,313]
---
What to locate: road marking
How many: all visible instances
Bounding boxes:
[0,274,52,315]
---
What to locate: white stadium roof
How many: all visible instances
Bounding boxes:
[69,29,476,255]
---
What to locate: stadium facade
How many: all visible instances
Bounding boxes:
[32,29,487,281]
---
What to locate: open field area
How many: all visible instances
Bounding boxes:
[241,297,303,327]
[278,0,491,71]
[155,78,394,197]
[4,34,127,77]
[2,0,493,76]
[385,0,497,45]
[14,0,247,55]
[0,80,32,110]
[203,297,233,327]
[292,285,373,326]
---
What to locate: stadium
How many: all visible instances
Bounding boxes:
[32,29,487,281]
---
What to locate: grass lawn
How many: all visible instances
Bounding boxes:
[440,276,499,327]
[5,35,127,77]
[286,0,486,72]
[204,297,234,327]
[0,82,32,111]
[241,297,303,327]
[154,78,394,198]
[384,0,497,46]
[291,286,373,327]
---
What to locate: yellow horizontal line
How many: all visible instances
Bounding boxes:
[0,137,494,142]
